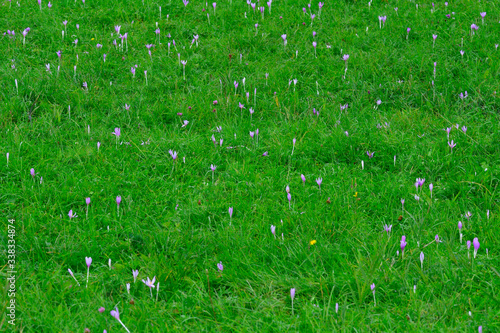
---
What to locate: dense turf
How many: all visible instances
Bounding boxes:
[1,0,499,331]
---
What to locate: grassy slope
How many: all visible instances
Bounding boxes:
[0,0,499,331]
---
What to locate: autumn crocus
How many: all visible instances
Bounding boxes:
[432,34,437,48]
[68,210,77,219]
[312,41,317,58]
[342,54,349,69]
[110,307,131,333]
[420,252,424,269]
[383,224,392,236]
[480,12,486,25]
[228,207,233,225]
[85,257,92,288]
[290,288,296,315]
[448,140,456,152]
[210,164,216,184]
[400,236,407,256]
[316,177,322,193]
[467,240,471,258]
[142,276,156,298]
[406,27,411,40]
[168,150,178,161]
[458,221,463,243]
[132,269,139,283]
[301,174,306,185]
[217,261,223,272]
[281,34,287,49]
[112,127,121,147]
[30,168,35,180]
[471,24,479,37]
[371,283,376,306]
[68,268,81,286]
[271,225,276,238]
[473,238,480,258]
[22,28,30,46]
[435,234,442,244]
[429,183,433,198]
[291,138,296,155]
[116,195,121,217]
[287,192,292,209]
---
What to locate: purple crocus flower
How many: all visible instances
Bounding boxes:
[301,174,306,184]
[435,234,442,243]
[112,128,121,137]
[98,307,105,313]
[471,24,479,34]
[371,283,376,306]
[57,50,61,59]
[316,177,322,189]
[67,268,80,286]
[85,256,92,288]
[448,140,457,151]
[129,269,138,283]
[262,151,268,157]
[383,224,392,235]
[467,240,472,257]
[30,168,35,179]
[142,276,156,298]
[366,151,374,159]
[290,288,296,314]
[400,236,407,253]
[416,178,425,187]
[86,197,91,206]
[420,252,424,269]
[217,261,223,272]
[461,126,467,134]
[168,150,178,160]
[228,207,233,219]
[271,225,276,237]
[473,238,480,258]
[110,307,130,332]
[68,210,77,219]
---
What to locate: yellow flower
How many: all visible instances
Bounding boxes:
[91,38,94,40]
[310,240,317,246]
[353,192,358,197]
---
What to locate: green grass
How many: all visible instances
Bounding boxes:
[1,0,499,331]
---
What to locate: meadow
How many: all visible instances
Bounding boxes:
[1,0,499,331]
